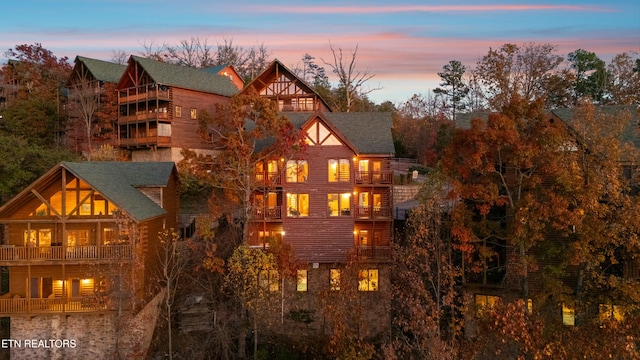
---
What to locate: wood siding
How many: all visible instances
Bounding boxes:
[250,144,393,263]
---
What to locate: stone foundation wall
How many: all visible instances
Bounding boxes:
[8,290,164,360]
[8,313,118,360]
[393,185,420,203]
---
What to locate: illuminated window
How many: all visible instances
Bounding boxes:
[175,105,182,118]
[358,230,369,246]
[286,160,308,183]
[297,269,308,292]
[267,160,280,183]
[328,193,352,216]
[358,269,379,291]
[67,230,89,247]
[190,108,197,120]
[39,229,51,247]
[257,230,282,247]
[562,304,575,326]
[259,270,279,292]
[475,294,500,314]
[287,193,309,217]
[23,230,36,246]
[292,97,314,111]
[599,304,625,322]
[328,159,350,182]
[330,269,341,291]
[103,228,115,245]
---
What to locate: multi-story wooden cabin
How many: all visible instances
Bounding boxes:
[0,161,178,358]
[242,60,395,336]
[243,59,332,112]
[116,55,240,162]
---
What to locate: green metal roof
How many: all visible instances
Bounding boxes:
[62,161,176,222]
[130,55,239,97]
[74,56,126,83]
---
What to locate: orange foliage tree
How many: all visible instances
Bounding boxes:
[179,88,306,244]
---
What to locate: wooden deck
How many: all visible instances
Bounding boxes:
[0,245,132,265]
[0,296,113,315]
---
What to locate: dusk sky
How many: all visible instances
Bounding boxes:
[1,0,639,103]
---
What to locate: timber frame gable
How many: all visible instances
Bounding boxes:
[67,56,126,87]
[243,59,332,112]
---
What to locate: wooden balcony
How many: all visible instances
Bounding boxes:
[356,171,393,185]
[354,206,392,219]
[356,246,391,262]
[251,206,282,220]
[0,245,133,265]
[118,88,170,103]
[0,296,113,315]
[119,111,169,124]
[254,172,282,186]
[119,135,171,148]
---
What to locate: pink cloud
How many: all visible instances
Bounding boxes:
[245,4,614,14]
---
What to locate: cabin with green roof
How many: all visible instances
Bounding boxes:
[0,161,179,316]
[116,55,240,161]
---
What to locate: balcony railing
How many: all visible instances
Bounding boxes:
[252,206,282,220]
[119,136,171,148]
[254,172,282,186]
[356,246,392,261]
[119,111,169,124]
[355,171,393,185]
[0,245,133,263]
[354,206,392,219]
[118,88,170,103]
[0,296,112,314]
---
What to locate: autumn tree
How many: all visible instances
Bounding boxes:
[443,96,640,339]
[559,103,640,323]
[225,245,280,359]
[179,89,306,244]
[606,51,640,105]
[1,43,72,146]
[390,171,463,359]
[442,98,578,300]
[434,60,469,122]
[473,43,563,111]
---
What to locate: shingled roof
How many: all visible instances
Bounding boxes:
[73,56,126,84]
[282,112,395,155]
[549,105,640,149]
[0,162,176,223]
[123,55,239,97]
[62,161,176,222]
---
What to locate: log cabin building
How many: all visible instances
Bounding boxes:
[0,161,178,359]
[116,55,240,162]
